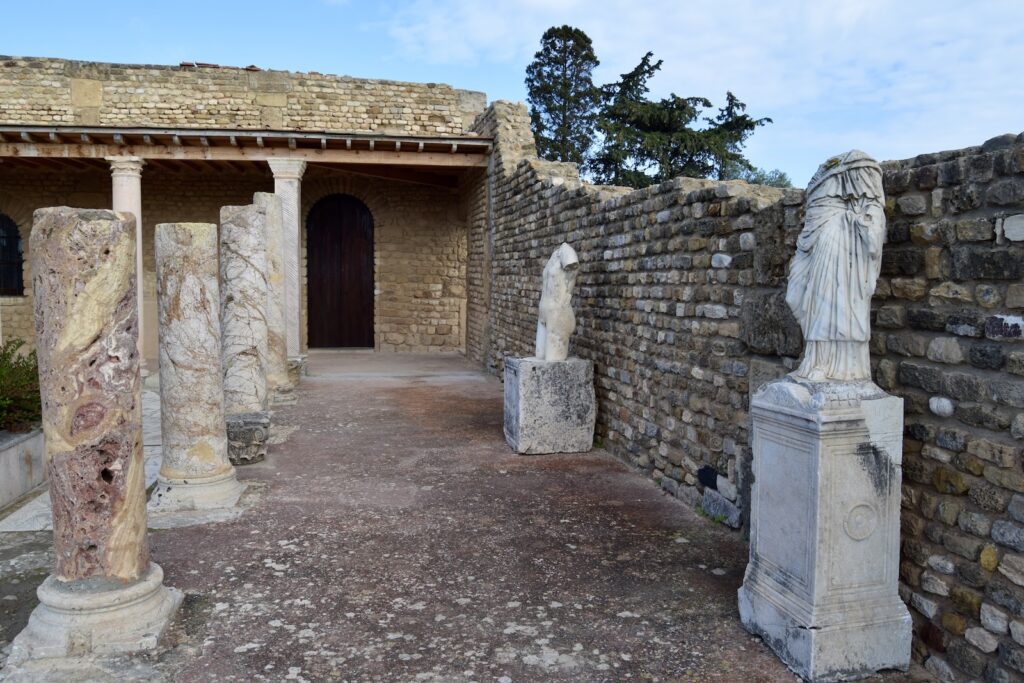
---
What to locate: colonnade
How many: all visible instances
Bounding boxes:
[7,173,303,663]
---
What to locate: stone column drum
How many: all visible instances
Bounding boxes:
[254,192,292,404]
[9,207,180,665]
[149,223,245,512]
[220,203,270,464]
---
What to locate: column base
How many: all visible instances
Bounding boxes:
[226,412,270,465]
[738,584,910,682]
[7,562,182,665]
[148,469,245,512]
[287,355,307,384]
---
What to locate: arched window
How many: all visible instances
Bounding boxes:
[0,213,24,296]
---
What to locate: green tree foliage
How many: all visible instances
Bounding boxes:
[525,25,601,166]
[590,53,771,188]
[0,338,41,433]
[720,160,794,188]
[525,26,774,189]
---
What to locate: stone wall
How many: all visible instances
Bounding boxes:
[470,100,1024,680]
[0,166,468,354]
[0,56,485,136]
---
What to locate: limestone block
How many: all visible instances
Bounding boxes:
[220,203,268,415]
[226,412,270,465]
[503,357,595,455]
[739,378,911,681]
[150,223,243,512]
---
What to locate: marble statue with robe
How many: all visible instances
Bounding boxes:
[785,150,885,381]
[535,242,580,361]
[740,150,910,680]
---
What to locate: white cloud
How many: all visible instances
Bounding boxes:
[380,0,1024,183]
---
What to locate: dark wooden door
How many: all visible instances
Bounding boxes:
[307,194,374,347]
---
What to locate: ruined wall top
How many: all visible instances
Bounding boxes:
[0,56,488,136]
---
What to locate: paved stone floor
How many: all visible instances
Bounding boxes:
[0,353,926,682]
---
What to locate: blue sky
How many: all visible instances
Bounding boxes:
[5,0,1022,185]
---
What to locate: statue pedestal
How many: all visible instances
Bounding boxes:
[738,378,910,682]
[503,357,595,455]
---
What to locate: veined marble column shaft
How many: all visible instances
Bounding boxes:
[267,159,306,362]
[220,203,270,464]
[10,207,180,664]
[150,223,244,512]
[254,192,291,403]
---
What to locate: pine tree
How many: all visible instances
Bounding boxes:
[591,55,771,188]
[525,26,600,166]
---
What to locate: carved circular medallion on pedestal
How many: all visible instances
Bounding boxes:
[844,503,878,541]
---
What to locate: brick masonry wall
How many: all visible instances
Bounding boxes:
[471,100,1024,679]
[0,166,467,354]
[0,56,486,136]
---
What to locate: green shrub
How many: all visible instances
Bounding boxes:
[0,338,41,433]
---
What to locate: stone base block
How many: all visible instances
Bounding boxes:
[740,378,911,681]
[148,469,245,512]
[503,356,595,455]
[739,584,911,682]
[271,384,297,406]
[226,412,270,465]
[287,355,307,384]
[7,562,182,665]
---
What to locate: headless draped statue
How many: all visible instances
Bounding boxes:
[535,243,580,361]
[786,150,886,381]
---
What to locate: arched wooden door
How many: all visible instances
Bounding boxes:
[306,194,374,348]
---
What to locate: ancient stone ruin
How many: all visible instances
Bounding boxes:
[0,56,1021,681]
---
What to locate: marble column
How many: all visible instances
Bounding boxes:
[254,192,292,404]
[9,207,180,664]
[106,156,153,376]
[267,158,307,380]
[220,203,270,464]
[149,223,244,512]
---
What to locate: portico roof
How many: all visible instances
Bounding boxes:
[0,125,492,169]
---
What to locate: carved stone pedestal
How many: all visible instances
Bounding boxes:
[503,357,595,455]
[226,412,270,465]
[738,378,911,682]
[7,563,182,664]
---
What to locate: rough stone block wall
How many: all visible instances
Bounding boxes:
[0,57,486,135]
[472,100,1024,679]
[301,171,468,352]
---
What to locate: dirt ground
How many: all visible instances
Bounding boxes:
[0,352,925,682]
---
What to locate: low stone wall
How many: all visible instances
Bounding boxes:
[0,429,44,512]
[0,56,486,136]
[470,100,1024,679]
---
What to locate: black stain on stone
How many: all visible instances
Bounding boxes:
[855,443,893,497]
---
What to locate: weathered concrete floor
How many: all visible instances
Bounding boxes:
[1,353,922,682]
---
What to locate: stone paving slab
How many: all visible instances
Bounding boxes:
[0,354,926,681]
